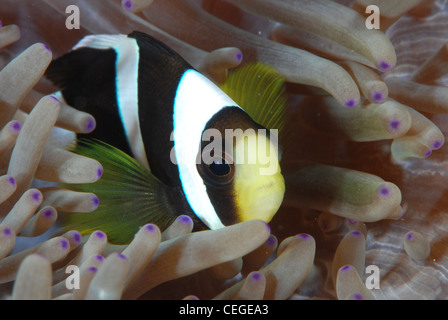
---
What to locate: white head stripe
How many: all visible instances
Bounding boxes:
[173,70,240,229]
[73,34,150,169]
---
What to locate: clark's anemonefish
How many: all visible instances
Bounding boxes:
[46,31,287,244]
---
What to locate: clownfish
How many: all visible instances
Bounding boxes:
[46,31,287,244]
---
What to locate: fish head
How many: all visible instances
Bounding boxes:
[197,120,285,227]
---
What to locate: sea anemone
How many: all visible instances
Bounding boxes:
[0,0,448,300]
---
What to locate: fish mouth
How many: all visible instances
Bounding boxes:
[254,179,282,195]
[252,176,285,209]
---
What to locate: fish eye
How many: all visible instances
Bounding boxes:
[208,158,231,177]
[197,153,235,187]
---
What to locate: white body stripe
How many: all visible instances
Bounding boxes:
[114,39,150,169]
[174,70,241,229]
[73,34,150,169]
[73,34,128,50]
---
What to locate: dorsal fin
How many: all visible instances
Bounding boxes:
[220,63,289,139]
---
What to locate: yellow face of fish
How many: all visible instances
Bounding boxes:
[232,129,285,223]
[197,124,285,227]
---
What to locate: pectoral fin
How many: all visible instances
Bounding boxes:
[60,139,182,244]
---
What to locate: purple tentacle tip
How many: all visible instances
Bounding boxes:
[379,186,391,197]
[351,231,362,237]
[353,293,364,300]
[348,219,357,225]
[60,238,70,250]
[10,121,21,132]
[432,140,443,150]
[91,195,100,208]
[249,272,262,282]
[95,254,105,262]
[122,0,133,10]
[425,149,432,157]
[298,233,311,239]
[266,235,276,247]
[85,117,96,132]
[7,176,15,187]
[49,95,59,102]
[116,253,127,260]
[406,232,414,241]
[42,43,51,52]
[144,224,156,233]
[93,230,106,239]
[341,265,351,271]
[42,208,54,219]
[3,227,12,237]
[72,231,82,244]
[88,267,98,273]
[378,60,392,71]
[235,52,243,61]
[96,167,103,179]
[389,119,401,131]
[31,190,42,203]
[372,92,384,103]
[178,215,192,224]
[344,99,357,108]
